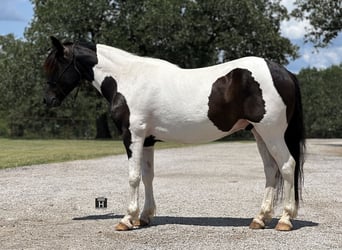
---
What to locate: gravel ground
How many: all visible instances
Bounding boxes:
[1,139,341,249]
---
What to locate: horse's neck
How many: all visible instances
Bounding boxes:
[98,44,137,67]
[91,45,138,92]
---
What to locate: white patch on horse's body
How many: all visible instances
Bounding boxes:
[93,45,285,143]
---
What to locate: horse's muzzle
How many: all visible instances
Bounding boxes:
[43,97,61,108]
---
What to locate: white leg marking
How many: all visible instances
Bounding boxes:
[140,146,156,225]
[263,138,297,229]
[119,136,145,229]
[251,130,277,228]
[279,156,297,218]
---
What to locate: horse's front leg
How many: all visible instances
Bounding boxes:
[115,134,145,231]
[138,146,156,227]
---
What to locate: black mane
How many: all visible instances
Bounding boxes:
[78,41,97,52]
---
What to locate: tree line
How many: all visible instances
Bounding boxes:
[0,0,341,139]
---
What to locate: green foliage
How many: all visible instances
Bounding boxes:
[0,0,313,139]
[111,0,298,67]
[292,0,342,47]
[0,35,107,138]
[298,65,342,137]
[0,35,42,136]
[26,0,298,67]
[26,0,117,44]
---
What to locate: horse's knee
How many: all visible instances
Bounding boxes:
[129,173,141,187]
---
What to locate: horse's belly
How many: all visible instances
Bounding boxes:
[151,118,230,143]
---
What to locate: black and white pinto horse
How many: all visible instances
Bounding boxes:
[44,37,305,231]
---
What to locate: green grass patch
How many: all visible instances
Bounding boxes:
[0,138,187,169]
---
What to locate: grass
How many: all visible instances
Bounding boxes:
[0,138,187,169]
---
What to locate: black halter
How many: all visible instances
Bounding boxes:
[47,44,82,101]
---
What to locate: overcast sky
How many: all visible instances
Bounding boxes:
[0,0,341,73]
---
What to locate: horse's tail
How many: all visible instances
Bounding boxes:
[284,73,306,206]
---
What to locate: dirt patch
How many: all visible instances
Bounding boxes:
[1,139,341,249]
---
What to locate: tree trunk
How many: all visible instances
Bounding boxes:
[95,113,112,139]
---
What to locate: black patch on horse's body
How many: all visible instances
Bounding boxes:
[144,135,161,147]
[207,68,265,132]
[245,124,254,131]
[101,76,117,103]
[100,76,132,158]
[266,60,295,122]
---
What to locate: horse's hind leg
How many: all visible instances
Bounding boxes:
[137,146,156,227]
[255,129,297,231]
[250,129,278,229]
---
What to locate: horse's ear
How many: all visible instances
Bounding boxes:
[50,36,64,57]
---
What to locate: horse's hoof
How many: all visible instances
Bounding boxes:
[249,220,265,229]
[114,222,131,231]
[275,221,292,231]
[133,219,150,228]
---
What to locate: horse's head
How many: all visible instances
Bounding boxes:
[43,36,98,107]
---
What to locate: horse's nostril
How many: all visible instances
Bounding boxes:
[51,97,60,107]
[43,97,59,107]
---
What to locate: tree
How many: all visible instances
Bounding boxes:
[292,0,342,47]
[0,35,38,136]
[0,34,100,137]
[112,0,298,67]
[26,0,298,68]
[298,65,342,137]
[23,0,115,138]
[1,0,299,138]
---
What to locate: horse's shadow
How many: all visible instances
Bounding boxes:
[73,213,318,230]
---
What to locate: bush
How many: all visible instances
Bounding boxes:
[298,65,342,138]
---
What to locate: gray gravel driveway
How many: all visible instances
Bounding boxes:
[1,139,341,249]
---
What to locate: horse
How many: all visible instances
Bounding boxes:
[43,36,305,231]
